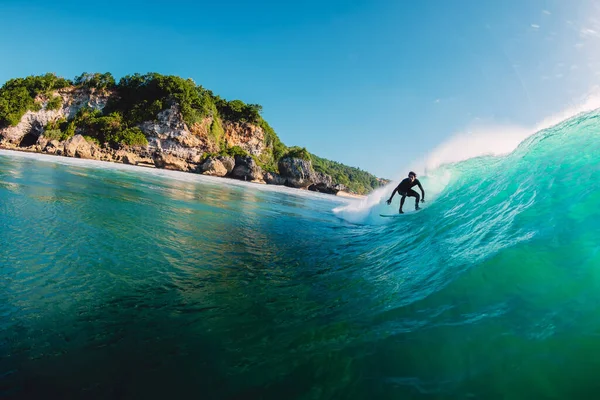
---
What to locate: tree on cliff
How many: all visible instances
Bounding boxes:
[74,73,116,90]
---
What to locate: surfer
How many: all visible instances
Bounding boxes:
[386,171,425,214]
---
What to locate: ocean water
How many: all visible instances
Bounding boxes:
[2,110,600,399]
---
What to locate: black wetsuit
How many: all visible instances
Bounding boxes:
[388,177,425,212]
[397,178,422,198]
[392,177,424,212]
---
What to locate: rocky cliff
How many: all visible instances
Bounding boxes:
[0,72,385,195]
[0,84,340,193]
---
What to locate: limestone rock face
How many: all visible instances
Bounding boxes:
[0,88,110,145]
[277,157,316,188]
[223,121,266,156]
[141,105,208,163]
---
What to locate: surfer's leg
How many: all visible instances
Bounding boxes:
[399,195,406,213]
[407,189,420,210]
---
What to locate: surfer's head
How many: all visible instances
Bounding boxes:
[408,171,416,181]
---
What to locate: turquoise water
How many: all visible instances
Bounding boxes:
[2,111,600,399]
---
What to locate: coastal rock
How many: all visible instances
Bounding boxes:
[36,135,49,150]
[307,171,337,193]
[96,146,118,162]
[152,152,191,171]
[44,140,62,154]
[199,155,234,177]
[308,182,339,195]
[64,134,93,159]
[230,155,263,181]
[89,145,104,160]
[119,147,154,165]
[264,172,286,185]
[121,152,139,165]
[218,156,235,174]
[334,183,348,192]
[314,171,333,187]
[277,157,317,188]
[199,157,228,177]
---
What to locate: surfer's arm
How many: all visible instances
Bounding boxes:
[386,187,398,204]
[417,181,425,201]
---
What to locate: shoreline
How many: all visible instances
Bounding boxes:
[336,190,367,199]
[0,145,368,199]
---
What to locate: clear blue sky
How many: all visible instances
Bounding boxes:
[1,0,599,178]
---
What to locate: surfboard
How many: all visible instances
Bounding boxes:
[380,209,422,217]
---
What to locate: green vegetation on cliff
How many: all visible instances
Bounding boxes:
[46,96,62,111]
[0,73,71,126]
[74,72,116,90]
[311,153,387,195]
[0,72,385,194]
[105,73,215,127]
[285,146,311,161]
